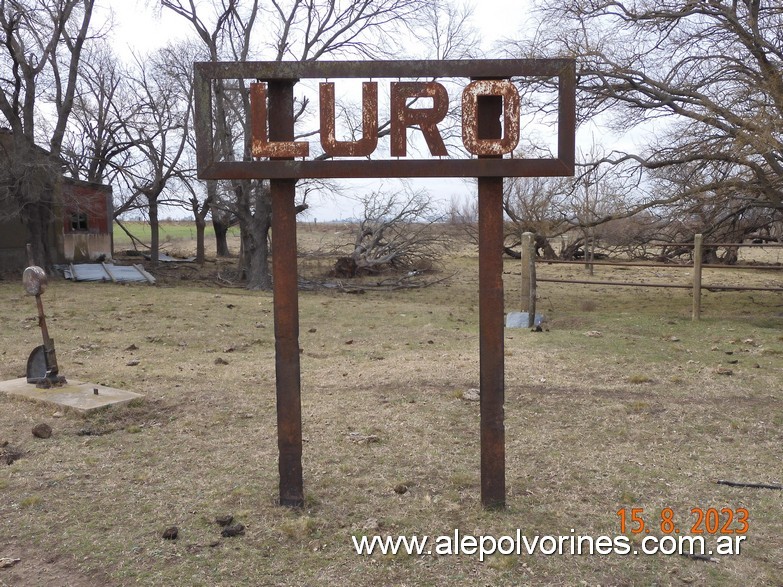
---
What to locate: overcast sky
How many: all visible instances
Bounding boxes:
[103,0,532,57]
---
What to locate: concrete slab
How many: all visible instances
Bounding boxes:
[0,378,143,414]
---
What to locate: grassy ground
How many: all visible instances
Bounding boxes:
[1,224,782,586]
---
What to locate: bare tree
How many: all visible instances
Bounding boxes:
[164,0,467,289]
[501,142,639,260]
[334,185,445,277]
[186,180,211,264]
[117,44,193,266]
[61,44,134,186]
[412,0,480,61]
[640,162,782,263]
[513,0,783,238]
[0,0,95,267]
[164,0,271,286]
[502,175,570,259]
[59,36,197,265]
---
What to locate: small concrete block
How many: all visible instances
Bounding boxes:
[505,312,545,328]
[0,378,143,414]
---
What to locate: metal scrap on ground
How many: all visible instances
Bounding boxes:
[63,263,155,284]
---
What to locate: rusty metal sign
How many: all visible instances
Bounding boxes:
[194,59,576,509]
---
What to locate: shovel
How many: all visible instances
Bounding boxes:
[23,265,66,388]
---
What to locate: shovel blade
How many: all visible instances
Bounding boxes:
[26,345,48,383]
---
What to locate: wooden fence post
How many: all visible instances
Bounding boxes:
[692,233,703,321]
[585,231,595,276]
[520,232,536,327]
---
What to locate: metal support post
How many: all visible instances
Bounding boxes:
[477,93,505,509]
[269,80,304,507]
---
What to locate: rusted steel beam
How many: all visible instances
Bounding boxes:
[269,80,304,508]
[477,93,506,509]
[195,58,574,80]
[557,60,577,170]
[193,64,213,188]
[197,159,573,180]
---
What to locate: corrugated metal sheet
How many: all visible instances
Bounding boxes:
[63,263,155,284]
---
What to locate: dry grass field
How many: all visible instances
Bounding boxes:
[1,223,782,586]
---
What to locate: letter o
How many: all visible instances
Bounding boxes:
[497,535,515,555]
[538,536,557,555]
[658,536,677,555]
[462,79,520,156]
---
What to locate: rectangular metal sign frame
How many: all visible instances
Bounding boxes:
[194,59,575,180]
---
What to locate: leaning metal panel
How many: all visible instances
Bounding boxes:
[194,59,575,180]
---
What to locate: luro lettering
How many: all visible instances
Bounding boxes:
[250,80,521,159]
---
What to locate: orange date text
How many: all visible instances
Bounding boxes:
[617,507,749,535]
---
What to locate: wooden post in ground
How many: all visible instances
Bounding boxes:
[692,233,703,321]
[520,232,536,327]
[584,231,595,276]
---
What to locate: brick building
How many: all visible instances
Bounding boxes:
[0,128,113,272]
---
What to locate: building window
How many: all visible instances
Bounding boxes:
[70,212,88,232]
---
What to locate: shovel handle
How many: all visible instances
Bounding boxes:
[35,294,59,375]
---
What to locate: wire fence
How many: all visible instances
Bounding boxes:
[516,234,783,324]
